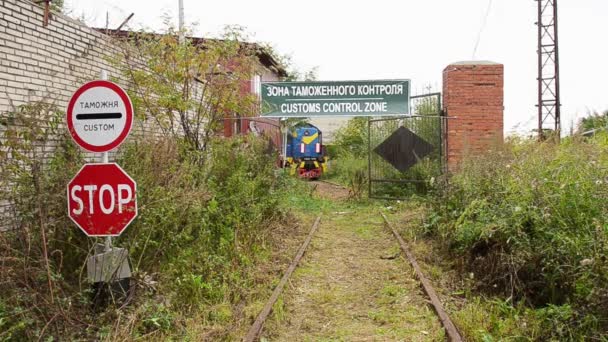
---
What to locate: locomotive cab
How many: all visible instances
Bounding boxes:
[285,124,327,179]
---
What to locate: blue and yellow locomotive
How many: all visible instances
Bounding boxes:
[285,124,327,179]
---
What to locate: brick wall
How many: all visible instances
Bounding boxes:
[0,0,281,230]
[0,0,131,112]
[443,61,504,169]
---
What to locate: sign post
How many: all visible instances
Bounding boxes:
[66,72,137,305]
[261,79,410,118]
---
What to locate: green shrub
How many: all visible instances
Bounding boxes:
[116,135,285,309]
[0,101,289,339]
[332,117,368,159]
[427,134,608,339]
[577,110,608,134]
[325,152,366,183]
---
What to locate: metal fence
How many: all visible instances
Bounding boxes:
[368,93,445,200]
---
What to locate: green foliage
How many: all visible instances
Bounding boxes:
[0,102,89,341]
[140,304,175,334]
[282,177,334,213]
[453,297,544,340]
[116,135,285,311]
[0,101,289,339]
[324,152,367,196]
[113,25,259,153]
[427,135,608,339]
[326,118,369,197]
[412,93,441,116]
[577,110,608,134]
[0,18,297,339]
[50,0,64,12]
[0,299,33,342]
[332,117,368,159]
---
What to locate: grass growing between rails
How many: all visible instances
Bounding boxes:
[262,183,445,341]
[424,134,608,340]
[0,104,312,341]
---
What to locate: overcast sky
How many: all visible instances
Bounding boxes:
[65,0,608,135]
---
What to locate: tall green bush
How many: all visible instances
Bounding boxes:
[332,117,368,159]
[577,110,608,134]
[427,135,608,339]
[0,101,288,339]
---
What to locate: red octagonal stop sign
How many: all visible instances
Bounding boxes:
[67,163,137,237]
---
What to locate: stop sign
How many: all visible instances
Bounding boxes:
[67,163,137,236]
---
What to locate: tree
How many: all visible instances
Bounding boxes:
[577,110,608,134]
[333,117,369,158]
[50,0,64,13]
[114,26,259,157]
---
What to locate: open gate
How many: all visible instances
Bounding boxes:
[368,93,446,200]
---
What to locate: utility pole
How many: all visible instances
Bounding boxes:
[178,0,185,43]
[536,0,561,140]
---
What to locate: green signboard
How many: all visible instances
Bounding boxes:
[261,79,410,117]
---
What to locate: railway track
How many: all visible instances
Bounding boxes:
[243,216,321,342]
[244,186,462,341]
[381,213,463,342]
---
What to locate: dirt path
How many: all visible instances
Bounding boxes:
[309,180,350,201]
[262,204,444,341]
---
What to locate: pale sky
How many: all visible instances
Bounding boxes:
[65,0,608,135]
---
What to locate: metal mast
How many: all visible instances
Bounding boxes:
[178,0,185,43]
[536,0,561,140]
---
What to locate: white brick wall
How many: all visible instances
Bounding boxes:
[0,0,128,114]
[0,0,151,230]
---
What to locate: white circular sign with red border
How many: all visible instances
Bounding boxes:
[67,80,133,152]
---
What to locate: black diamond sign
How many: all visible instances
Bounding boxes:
[374,127,434,172]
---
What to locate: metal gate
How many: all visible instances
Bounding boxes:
[368,93,445,200]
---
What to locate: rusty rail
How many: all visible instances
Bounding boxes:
[243,216,321,342]
[381,213,463,342]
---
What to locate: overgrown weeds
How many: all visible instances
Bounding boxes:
[0,101,293,340]
[426,134,608,340]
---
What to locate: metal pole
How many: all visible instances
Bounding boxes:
[282,118,288,168]
[100,70,111,252]
[552,0,561,139]
[367,118,372,198]
[536,0,561,141]
[537,0,543,140]
[438,94,445,174]
[178,0,185,43]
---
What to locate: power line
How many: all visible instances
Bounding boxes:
[472,0,493,60]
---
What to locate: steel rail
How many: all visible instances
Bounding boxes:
[243,216,321,342]
[381,213,463,342]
